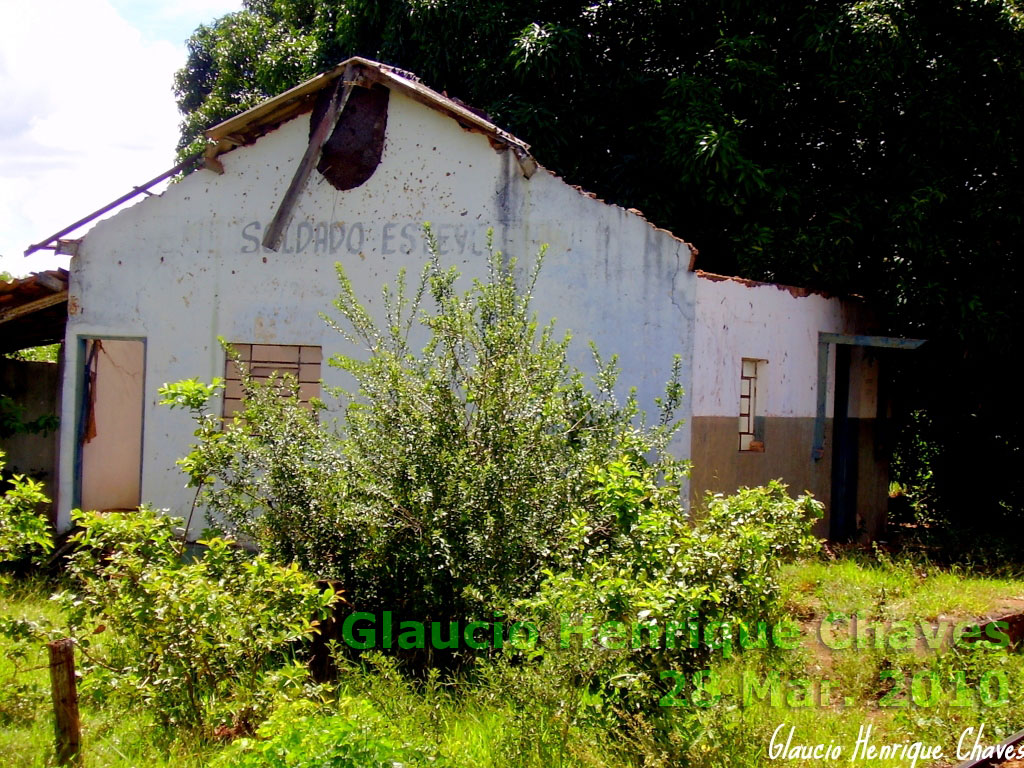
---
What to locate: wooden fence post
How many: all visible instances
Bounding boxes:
[47,638,81,765]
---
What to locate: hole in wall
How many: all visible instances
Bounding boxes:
[310,83,389,191]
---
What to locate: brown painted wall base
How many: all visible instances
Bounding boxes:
[689,416,887,541]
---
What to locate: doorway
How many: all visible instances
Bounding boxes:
[76,338,145,512]
[829,343,858,541]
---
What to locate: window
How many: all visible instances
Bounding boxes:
[738,358,765,452]
[223,343,322,417]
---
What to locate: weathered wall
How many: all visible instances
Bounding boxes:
[58,88,695,534]
[689,274,886,537]
[0,358,60,523]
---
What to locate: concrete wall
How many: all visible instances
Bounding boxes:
[0,358,60,522]
[689,274,886,537]
[58,87,694,535]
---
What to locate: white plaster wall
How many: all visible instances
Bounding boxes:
[58,89,695,533]
[691,276,865,419]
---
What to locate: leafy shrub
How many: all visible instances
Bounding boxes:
[0,449,52,570]
[0,676,47,726]
[211,697,432,768]
[0,611,50,726]
[540,473,822,627]
[62,506,337,734]
[684,483,824,619]
[159,370,347,573]
[515,473,823,724]
[165,230,686,636]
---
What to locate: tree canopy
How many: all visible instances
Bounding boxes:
[175,0,1024,534]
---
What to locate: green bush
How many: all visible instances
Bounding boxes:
[0,450,52,570]
[61,507,337,734]
[165,229,686,635]
[0,608,50,726]
[685,483,825,619]
[211,698,432,768]
[514,474,823,725]
[0,453,55,728]
[525,470,822,634]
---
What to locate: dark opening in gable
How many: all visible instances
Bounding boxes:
[310,83,389,191]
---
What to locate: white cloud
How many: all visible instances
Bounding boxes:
[0,0,239,276]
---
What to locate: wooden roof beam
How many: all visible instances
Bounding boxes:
[0,290,67,326]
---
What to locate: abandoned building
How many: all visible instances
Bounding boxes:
[8,57,920,542]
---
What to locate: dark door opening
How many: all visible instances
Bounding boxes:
[830,344,859,540]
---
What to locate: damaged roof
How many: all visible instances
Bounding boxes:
[204,56,536,173]
[0,269,68,353]
[24,58,538,256]
[695,270,842,300]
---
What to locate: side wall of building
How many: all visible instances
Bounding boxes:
[689,274,887,538]
[57,88,695,534]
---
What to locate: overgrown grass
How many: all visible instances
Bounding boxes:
[5,555,1024,767]
[325,653,637,767]
[688,554,1024,767]
[781,552,1024,620]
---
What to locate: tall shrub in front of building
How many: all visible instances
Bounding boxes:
[163,229,687,632]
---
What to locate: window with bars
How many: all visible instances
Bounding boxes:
[738,358,765,452]
[223,343,322,417]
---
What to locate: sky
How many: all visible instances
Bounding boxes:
[0,0,243,277]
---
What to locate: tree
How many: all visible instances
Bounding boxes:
[174,1,1024,535]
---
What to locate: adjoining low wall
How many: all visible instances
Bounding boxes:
[0,358,61,522]
[688,273,889,541]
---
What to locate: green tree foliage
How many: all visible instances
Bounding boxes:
[163,233,687,634]
[4,345,59,363]
[174,1,1024,533]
